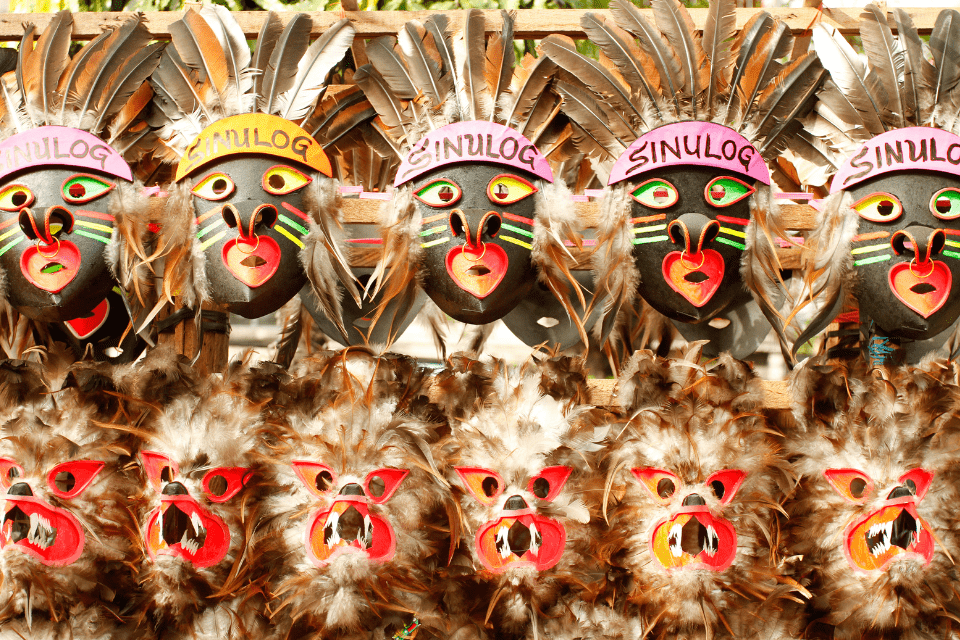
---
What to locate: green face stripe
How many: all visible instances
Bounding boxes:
[74,229,111,244]
[851,244,891,255]
[197,218,225,239]
[853,254,892,267]
[112,285,122,295]
[632,224,667,235]
[943,249,960,260]
[500,235,532,250]
[0,236,24,257]
[0,227,21,243]
[76,220,114,234]
[277,214,308,237]
[501,223,534,239]
[198,229,227,252]
[276,225,304,249]
[421,237,449,249]
[419,225,447,238]
[632,234,669,245]
[716,236,746,251]
[719,226,746,239]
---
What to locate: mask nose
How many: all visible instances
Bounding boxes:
[19,206,74,244]
[162,481,189,496]
[221,203,278,239]
[7,482,32,496]
[449,209,502,249]
[338,483,365,497]
[681,493,706,507]
[668,214,720,254]
[891,226,946,263]
[888,485,914,500]
[503,495,528,510]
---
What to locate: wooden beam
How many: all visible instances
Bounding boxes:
[0,7,941,42]
[586,378,790,409]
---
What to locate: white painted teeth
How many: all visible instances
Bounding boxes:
[496,525,510,559]
[179,531,200,555]
[669,523,683,558]
[704,525,719,556]
[868,520,894,557]
[325,511,342,547]
[361,515,373,550]
[190,511,206,539]
[529,523,540,556]
[27,513,56,549]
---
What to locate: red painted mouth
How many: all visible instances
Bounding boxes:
[661,250,724,307]
[0,496,84,566]
[475,510,565,572]
[222,236,281,288]
[446,243,508,298]
[305,497,396,566]
[845,499,933,572]
[888,261,951,318]
[650,507,737,571]
[20,240,81,293]
[144,496,231,569]
[64,296,109,340]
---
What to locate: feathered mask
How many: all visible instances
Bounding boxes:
[0,11,159,364]
[148,8,359,325]
[355,10,585,343]
[544,0,824,361]
[782,358,960,640]
[602,347,803,640]
[797,6,960,364]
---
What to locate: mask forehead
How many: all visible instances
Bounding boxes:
[832,127,960,192]
[0,127,131,183]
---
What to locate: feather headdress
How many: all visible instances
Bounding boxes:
[145,8,361,328]
[601,346,804,640]
[795,6,960,362]
[354,10,587,345]
[545,0,824,363]
[781,357,960,640]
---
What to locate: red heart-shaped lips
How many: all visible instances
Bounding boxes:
[20,241,81,293]
[661,250,725,307]
[222,236,281,288]
[888,261,952,318]
[446,244,508,299]
[64,296,110,340]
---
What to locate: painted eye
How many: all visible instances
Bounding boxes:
[898,468,934,501]
[455,467,504,506]
[192,172,236,201]
[931,188,960,220]
[364,468,409,504]
[704,176,755,207]
[0,184,34,211]
[292,461,338,498]
[824,468,874,504]
[853,193,903,223]
[0,457,24,489]
[61,174,115,204]
[262,165,312,196]
[140,451,179,492]
[527,466,572,502]
[46,460,104,499]
[631,468,681,505]
[704,469,747,505]
[487,174,537,205]
[631,178,679,208]
[415,179,461,207]
[202,467,252,503]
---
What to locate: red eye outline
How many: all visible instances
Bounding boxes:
[202,467,253,503]
[0,184,34,211]
[455,467,504,506]
[898,468,934,501]
[261,164,313,196]
[414,178,462,207]
[704,469,746,505]
[192,172,236,201]
[46,460,104,499]
[292,461,338,498]
[852,192,903,223]
[703,176,756,208]
[527,466,572,502]
[140,451,178,492]
[0,457,25,489]
[486,173,538,205]
[630,178,679,209]
[630,468,681,505]
[364,468,409,504]
[61,173,116,204]
[824,468,874,504]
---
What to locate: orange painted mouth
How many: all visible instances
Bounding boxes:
[446,244,508,298]
[845,501,933,572]
[144,496,231,569]
[650,508,737,571]
[661,250,724,307]
[475,512,565,572]
[222,236,281,288]
[0,496,84,566]
[888,261,951,318]
[305,497,396,566]
[21,240,80,293]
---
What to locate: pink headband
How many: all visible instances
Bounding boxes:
[608,121,769,186]
[394,121,553,186]
[831,127,960,192]
[0,127,132,183]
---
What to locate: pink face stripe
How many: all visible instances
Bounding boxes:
[75,209,114,222]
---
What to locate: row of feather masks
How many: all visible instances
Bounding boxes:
[540,0,825,365]
[797,5,960,365]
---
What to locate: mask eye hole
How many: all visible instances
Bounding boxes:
[292,461,338,498]
[455,467,505,506]
[631,178,678,209]
[202,467,252,503]
[704,176,755,208]
[853,193,903,223]
[46,460,104,499]
[631,468,681,505]
[482,476,499,496]
[192,173,236,201]
[61,174,115,204]
[486,174,537,205]
[527,466,572,502]
[140,451,179,492]
[824,468,874,504]
[898,468,934,501]
[262,165,312,196]
[415,179,462,207]
[704,469,747,505]
[0,458,24,489]
[931,188,960,220]
[364,468,408,504]
[0,184,34,211]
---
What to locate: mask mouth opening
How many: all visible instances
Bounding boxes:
[0,495,86,566]
[161,502,208,554]
[306,499,397,566]
[651,510,737,572]
[845,502,934,572]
